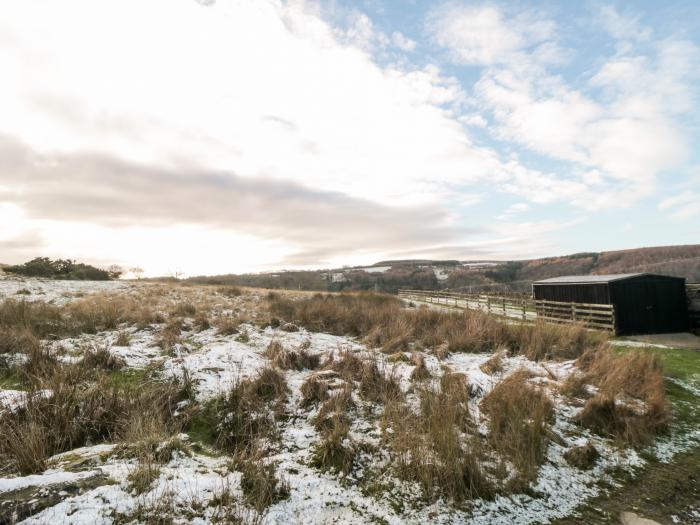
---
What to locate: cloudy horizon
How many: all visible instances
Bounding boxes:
[1,0,699,276]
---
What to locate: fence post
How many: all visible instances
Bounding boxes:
[571,303,576,322]
[503,298,506,316]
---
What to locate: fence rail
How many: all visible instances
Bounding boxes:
[398,289,616,332]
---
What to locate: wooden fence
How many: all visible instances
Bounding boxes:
[688,284,700,329]
[397,289,617,332]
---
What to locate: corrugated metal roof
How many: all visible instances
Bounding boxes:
[533,273,645,285]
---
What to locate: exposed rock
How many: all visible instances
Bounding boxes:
[0,472,111,523]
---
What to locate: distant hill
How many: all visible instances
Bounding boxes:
[513,245,700,283]
[181,244,700,294]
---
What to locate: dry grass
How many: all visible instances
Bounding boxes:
[574,346,669,446]
[237,453,290,512]
[310,389,356,475]
[193,367,289,456]
[264,340,320,371]
[0,363,190,474]
[157,319,182,353]
[215,314,247,336]
[382,370,492,503]
[479,351,505,375]
[267,293,605,361]
[0,295,165,339]
[299,372,334,408]
[115,330,131,346]
[0,327,41,355]
[563,441,599,469]
[409,353,431,382]
[480,369,554,485]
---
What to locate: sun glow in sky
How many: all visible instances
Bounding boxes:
[1,0,699,276]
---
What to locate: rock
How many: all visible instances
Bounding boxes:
[0,472,110,523]
[620,511,662,525]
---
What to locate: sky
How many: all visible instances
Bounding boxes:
[0,0,699,277]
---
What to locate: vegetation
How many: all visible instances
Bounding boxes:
[5,257,122,280]
[173,244,700,293]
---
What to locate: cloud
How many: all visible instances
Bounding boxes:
[596,5,653,43]
[427,4,558,66]
[391,31,417,52]
[0,134,486,270]
[431,3,698,210]
[658,191,700,220]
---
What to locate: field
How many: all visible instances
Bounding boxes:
[0,277,698,524]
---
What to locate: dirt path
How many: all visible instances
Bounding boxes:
[552,447,700,524]
[617,332,700,351]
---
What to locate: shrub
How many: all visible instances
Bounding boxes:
[4,257,117,281]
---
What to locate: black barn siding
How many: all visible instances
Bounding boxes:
[533,273,689,335]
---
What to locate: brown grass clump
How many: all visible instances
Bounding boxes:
[382,371,491,502]
[559,371,591,400]
[127,461,161,494]
[199,367,289,456]
[563,441,599,469]
[215,315,246,336]
[410,353,431,382]
[218,286,243,298]
[82,346,126,371]
[115,330,131,346]
[264,340,320,371]
[157,319,182,353]
[193,313,211,332]
[310,422,356,475]
[0,365,189,474]
[0,327,41,355]
[574,346,668,446]
[479,351,505,375]
[299,372,335,408]
[313,387,354,434]
[481,369,554,484]
[358,360,402,404]
[237,453,290,512]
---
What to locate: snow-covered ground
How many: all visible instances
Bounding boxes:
[0,274,135,304]
[0,278,698,524]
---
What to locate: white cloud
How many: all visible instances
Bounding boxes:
[596,5,653,43]
[1,0,560,273]
[391,31,417,51]
[431,3,697,210]
[659,191,700,220]
[428,4,558,66]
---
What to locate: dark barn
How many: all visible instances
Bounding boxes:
[532,273,689,335]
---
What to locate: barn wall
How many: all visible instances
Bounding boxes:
[610,276,688,334]
[532,283,610,304]
[687,284,700,330]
